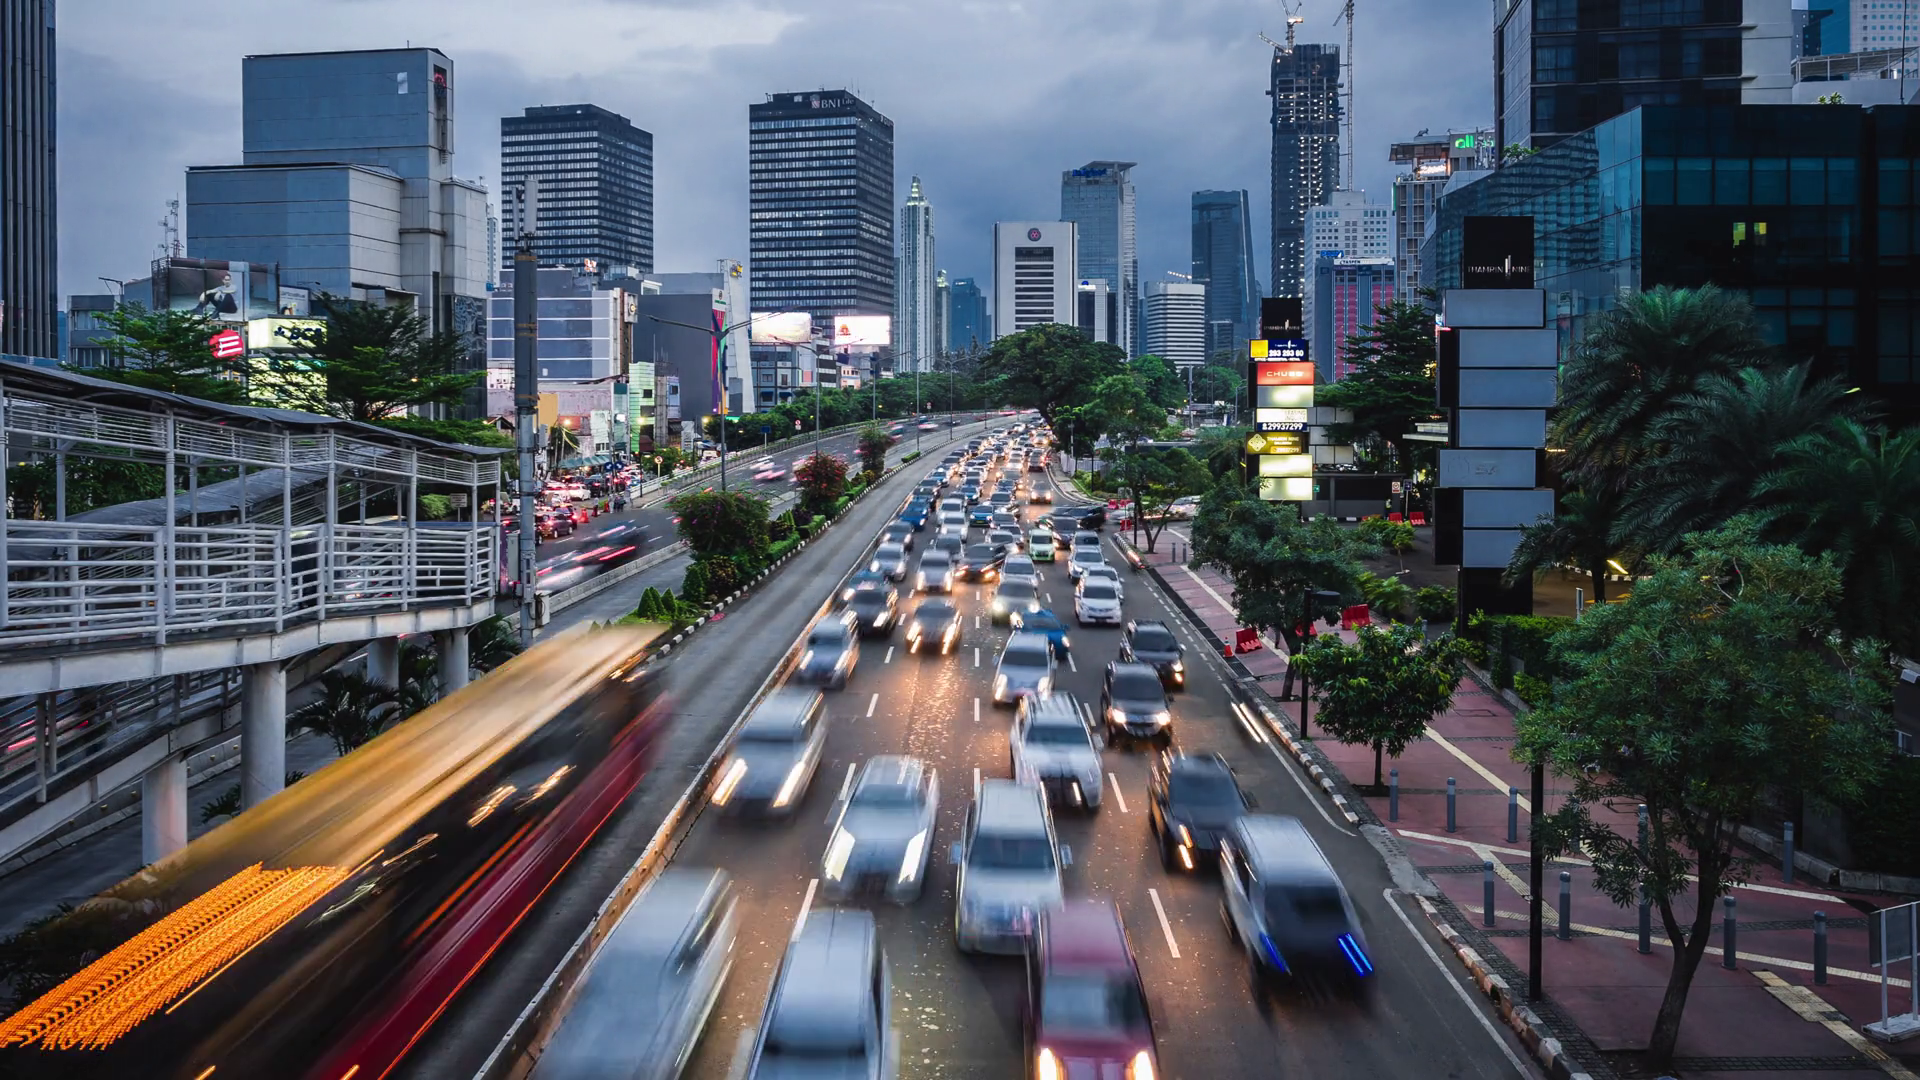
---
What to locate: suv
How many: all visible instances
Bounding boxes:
[1220,815,1373,993]
[951,779,1069,954]
[1120,620,1186,688]
[1100,661,1173,746]
[711,687,828,816]
[1025,901,1158,1080]
[957,543,1005,583]
[1010,694,1103,812]
[748,908,895,1078]
[1148,752,1252,871]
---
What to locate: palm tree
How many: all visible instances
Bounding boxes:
[1194,426,1251,481]
[291,671,401,758]
[1616,364,1863,555]
[1756,420,1920,655]
[1554,285,1773,495]
[1504,487,1623,603]
[469,615,524,674]
[396,641,440,718]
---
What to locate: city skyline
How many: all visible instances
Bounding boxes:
[49,0,1490,308]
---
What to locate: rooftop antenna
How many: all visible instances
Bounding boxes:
[158,198,182,259]
[1333,0,1356,192]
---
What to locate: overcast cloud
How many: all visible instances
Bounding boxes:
[57,0,1491,301]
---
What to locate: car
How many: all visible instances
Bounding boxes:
[987,528,1023,555]
[1000,556,1040,590]
[753,466,788,483]
[880,522,915,552]
[1082,563,1125,599]
[988,493,1015,515]
[1025,901,1159,1080]
[918,421,939,430]
[939,495,966,515]
[1219,815,1374,993]
[988,578,1043,624]
[960,483,982,503]
[1028,531,1058,562]
[1010,694,1103,812]
[870,542,909,582]
[841,571,888,604]
[1120,620,1186,688]
[534,867,738,1080]
[1099,661,1173,746]
[1028,484,1054,504]
[929,532,965,560]
[1074,578,1124,626]
[993,632,1056,705]
[904,597,962,655]
[1027,457,1048,473]
[1166,494,1203,520]
[1009,608,1071,657]
[1149,752,1254,872]
[846,583,898,637]
[917,551,956,593]
[968,504,996,528]
[1064,505,1107,530]
[795,612,860,689]
[747,908,895,1079]
[938,510,968,532]
[822,756,940,903]
[991,510,1023,533]
[900,502,930,530]
[956,542,1005,583]
[710,687,828,816]
[535,510,575,540]
[1070,530,1103,554]
[951,779,1069,954]
[1067,547,1108,582]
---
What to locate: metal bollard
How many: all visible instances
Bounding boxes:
[1637,804,1649,858]
[1557,871,1572,940]
[1783,822,1796,884]
[1446,777,1457,833]
[1813,911,1828,985]
[1389,768,1399,822]
[1508,786,1519,844]
[1484,860,1497,927]
[1722,895,1737,969]
[1638,882,1652,954]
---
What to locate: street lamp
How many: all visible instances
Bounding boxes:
[649,310,800,493]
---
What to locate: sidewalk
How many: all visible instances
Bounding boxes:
[1139,525,1920,1080]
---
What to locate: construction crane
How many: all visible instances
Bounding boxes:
[1165,270,1194,281]
[1332,0,1356,192]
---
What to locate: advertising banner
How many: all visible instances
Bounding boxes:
[153,258,278,322]
[833,315,892,348]
[749,311,813,344]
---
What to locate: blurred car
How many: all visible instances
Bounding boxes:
[918,421,939,430]
[822,756,940,903]
[900,502,930,530]
[533,868,737,1080]
[710,687,828,816]
[841,571,889,604]
[1010,694,1102,812]
[951,779,1068,954]
[1081,563,1125,602]
[938,510,968,532]
[1029,531,1058,563]
[1026,901,1159,1080]
[1009,608,1071,657]
[1220,815,1374,993]
[795,612,860,688]
[1067,547,1108,582]
[1061,505,1107,530]
[880,522,916,552]
[930,532,965,560]
[1074,578,1124,626]
[904,597,962,656]
[917,551,956,593]
[846,583,898,637]
[969,504,996,528]
[1028,484,1054,504]
[1149,751,1253,872]
[1166,494,1203,520]
[987,528,1023,555]
[535,510,575,540]
[1000,556,1040,590]
[957,542,1005,583]
[960,483,982,503]
[992,632,1056,705]
[753,466,788,483]
[870,542,909,582]
[992,510,1023,533]
[1070,530,1103,554]
[1100,661,1173,746]
[988,578,1043,624]
[1120,620,1186,688]
[747,909,894,1079]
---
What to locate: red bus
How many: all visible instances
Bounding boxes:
[0,628,670,1080]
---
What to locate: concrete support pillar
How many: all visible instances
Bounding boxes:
[436,628,471,693]
[242,662,287,809]
[140,753,188,864]
[366,637,402,690]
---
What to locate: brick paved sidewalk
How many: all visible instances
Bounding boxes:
[1137,525,1920,1080]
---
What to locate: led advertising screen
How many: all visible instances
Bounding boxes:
[749,311,813,345]
[1257,384,1315,409]
[833,315,892,348]
[1253,360,1314,386]
[1258,476,1315,502]
[153,258,278,323]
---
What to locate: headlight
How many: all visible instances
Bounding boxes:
[994,674,1010,696]
[800,649,816,667]
[899,829,928,883]
[1171,659,1184,672]
[868,559,879,572]
[1037,676,1053,695]
[916,573,927,588]
[772,760,808,808]
[1150,710,1172,727]
[824,828,856,880]
[1178,824,1193,847]
[1059,635,1071,649]
[1127,1050,1156,1080]
[711,757,748,806]
[1038,1048,1063,1080]
[1108,706,1125,723]
[991,598,1007,612]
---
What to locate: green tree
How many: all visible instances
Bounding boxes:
[5,457,166,519]
[79,303,249,404]
[977,323,1126,428]
[1130,355,1185,409]
[793,452,850,518]
[1516,521,1891,1071]
[1291,624,1466,788]
[1189,362,1244,407]
[1504,486,1624,604]
[670,488,771,560]
[468,615,523,674]
[856,423,891,477]
[291,671,402,757]
[1193,425,1252,481]
[260,295,480,421]
[1316,299,1442,473]
[374,415,514,452]
[1118,447,1212,553]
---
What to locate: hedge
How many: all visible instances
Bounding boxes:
[767,535,802,562]
[1468,613,1575,690]
[901,451,922,465]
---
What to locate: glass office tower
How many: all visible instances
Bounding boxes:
[501,104,655,274]
[1062,162,1139,357]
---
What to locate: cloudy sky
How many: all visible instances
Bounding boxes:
[57,0,1492,301]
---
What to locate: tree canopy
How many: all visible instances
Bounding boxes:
[259,294,479,422]
[977,323,1126,428]
[1291,624,1466,788]
[1314,298,1440,474]
[670,488,771,559]
[1129,355,1186,410]
[78,303,249,404]
[793,452,850,517]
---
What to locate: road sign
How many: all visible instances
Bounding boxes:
[1392,481,1403,495]
[208,328,244,360]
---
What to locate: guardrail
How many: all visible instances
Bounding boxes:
[634,411,993,504]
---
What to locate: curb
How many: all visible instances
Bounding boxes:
[1417,895,1597,1080]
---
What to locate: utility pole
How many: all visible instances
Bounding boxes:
[511,179,541,649]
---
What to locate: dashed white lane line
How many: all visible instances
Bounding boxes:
[1046,591,1054,603]
[974,647,981,667]
[1383,889,1533,1078]
[1079,700,1096,727]
[792,878,820,941]
[1067,652,1077,672]
[1146,888,1181,958]
[1108,773,1129,813]
[725,1028,756,1080]
[973,767,981,797]
[866,692,879,718]
[884,645,894,664]
[838,762,857,802]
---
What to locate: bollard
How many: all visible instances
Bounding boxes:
[1483,860,1497,927]
[1637,804,1649,859]
[1446,777,1457,833]
[1508,786,1519,844]
[1722,895,1738,969]
[1638,882,1652,954]
[1813,911,1829,985]
[1389,769,1399,822]
[1557,871,1572,940]
[1783,822,1796,884]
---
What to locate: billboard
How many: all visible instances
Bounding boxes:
[750,311,813,345]
[833,315,891,348]
[152,258,278,323]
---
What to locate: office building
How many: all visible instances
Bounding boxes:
[748,90,895,332]
[933,269,950,363]
[1805,1,1849,56]
[486,265,642,383]
[1303,190,1390,376]
[1076,279,1121,347]
[949,276,990,353]
[1143,281,1208,369]
[993,222,1078,338]
[1191,190,1262,362]
[1270,42,1343,299]
[1307,256,1397,381]
[1061,162,1139,356]
[1494,0,1794,153]
[500,104,654,274]
[64,294,117,370]
[3,0,57,363]
[896,177,937,371]
[1425,103,1920,421]
[1389,131,1496,294]
[1853,0,1912,50]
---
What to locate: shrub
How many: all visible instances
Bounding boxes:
[680,560,712,603]
[669,489,770,560]
[1356,570,1414,623]
[767,535,802,562]
[1415,585,1457,622]
[634,587,670,621]
[699,555,743,599]
[1845,755,1920,876]
[768,510,796,543]
[1356,515,1417,555]
[901,451,922,465]
[1513,672,1554,708]
[418,494,453,521]
[1468,613,1575,689]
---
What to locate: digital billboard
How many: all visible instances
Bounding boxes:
[833,315,892,348]
[152,258,278,323]
[1257,383,1315,409]
[750,311,813,345]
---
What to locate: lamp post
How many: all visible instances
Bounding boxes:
[649,310,797,493]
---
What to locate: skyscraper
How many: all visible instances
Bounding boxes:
[1270,42,1342,299]
[2,0,57,363]
[749,90,895,333]
[948,277,990,353]
[1061,162,1139,357]
[895,177,937,371]
[993,222,1078,339]
[1191,190,1261,362]
[933,269,950,363]
[1389,131,1495,294]
[1303,190,1391,379]
[1143,282,1208,370]
[500,104,655,273]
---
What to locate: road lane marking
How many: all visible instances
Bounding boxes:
[1066,652,1077,672]
[973,767,981,797]
[973,697,981,724]
[884,645,894,664]
[1080,701,1095,727]
[1146,888,1181,958]
[1395,829,1843,903]
[1382,889,1533,1077]
[725,1028,756,1080]
[974,647,981,668]
[974,615,981,629]
[792,878,819,941]
[1108,773,1129,813]
[1046,591,1054,603]
[866,693,879,718]
[1247,708,1355,836]
[839,762,857,802]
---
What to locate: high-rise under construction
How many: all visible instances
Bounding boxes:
[1268,42,1342,300]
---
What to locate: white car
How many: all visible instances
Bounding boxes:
[1075,578,1124,626]
[1067,547,1108,582]
[1010,695,1103,812]
[951,779,1069,954]
[823,756,939,903]
[1167,495,1203,520]
[1000,556,1040,591]
[1082,563,1125,602]
[992,632,1056,704]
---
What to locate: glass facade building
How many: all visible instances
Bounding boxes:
[1270,43,1343,299]
[1191,189,1262,361]
[501,104,655,274]
[1062,162,1139,357]
[1426,104,1920,416]
[2,0,57,363]
[948,277,990,353]
[748,90,895,331]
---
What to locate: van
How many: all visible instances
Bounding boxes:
[1218,815,1373,991]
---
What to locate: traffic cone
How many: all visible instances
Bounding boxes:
[1223,640,1235,659]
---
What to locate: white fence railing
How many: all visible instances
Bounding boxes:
[1,519,497,650]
